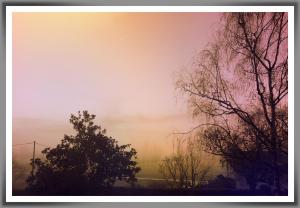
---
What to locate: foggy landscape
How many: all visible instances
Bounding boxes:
[12,12,288,196]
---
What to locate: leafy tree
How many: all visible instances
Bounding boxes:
[177,13,288,193]
[26,111,141,195]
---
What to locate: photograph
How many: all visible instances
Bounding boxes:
[6,6,294,202]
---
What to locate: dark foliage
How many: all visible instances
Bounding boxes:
[26,111,141,195]
[204,175,236,190]
[15,186,287,196]
[202,107,288,190]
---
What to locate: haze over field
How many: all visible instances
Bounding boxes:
[13,13,220,170]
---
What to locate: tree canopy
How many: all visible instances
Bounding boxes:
[26,111,141,195]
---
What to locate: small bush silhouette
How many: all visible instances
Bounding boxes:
[205,175,236,190]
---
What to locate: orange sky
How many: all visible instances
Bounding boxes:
[12,12,220,162]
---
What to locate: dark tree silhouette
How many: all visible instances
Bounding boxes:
[177,13,288,193]
[26,111,141,195]
[203,127,267,191]
[200,107,287,191]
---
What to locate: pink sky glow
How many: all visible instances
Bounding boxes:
[12,12,220,161]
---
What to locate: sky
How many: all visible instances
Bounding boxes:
[12,12,221,164]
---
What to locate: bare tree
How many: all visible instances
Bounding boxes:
[159,137,210,190]
[177,13,288,193]
[201,107,287,191]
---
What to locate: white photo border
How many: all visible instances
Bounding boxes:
[6,5,295,203]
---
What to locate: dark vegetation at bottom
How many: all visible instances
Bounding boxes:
[14,111,288,197]
[13,187,288,196]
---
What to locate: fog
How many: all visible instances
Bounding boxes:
[12,12,223,190]
[12,115,225,190]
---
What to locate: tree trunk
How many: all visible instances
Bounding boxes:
[268,69,281,194]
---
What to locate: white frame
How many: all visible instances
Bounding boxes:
[6,6,294,202]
